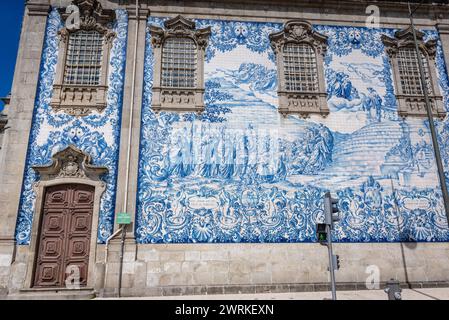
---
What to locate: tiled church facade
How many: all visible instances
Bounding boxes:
[1,0,449,298]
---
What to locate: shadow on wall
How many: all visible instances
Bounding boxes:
[390,178,418,287]
[398,213,418,288]
[400,240,417,289]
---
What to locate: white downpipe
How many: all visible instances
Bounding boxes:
[104,227,124,264]
[103,0,140,296]
[102,226,124,292]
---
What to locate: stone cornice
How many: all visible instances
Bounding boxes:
[148,0,449,25]
[26,1,51,16]
[269,19,328,56]
[0,237,15,246]
[437,23,449,34]
[175,0,448,11]
[127,6,150,20]
[0,114,8,134]
[0,95,10,106]
[149,0,448,10]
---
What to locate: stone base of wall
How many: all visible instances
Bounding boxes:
[0,239,14,297]
[101,280,449,298]
[5,241,449,298]
[99,242,449,297]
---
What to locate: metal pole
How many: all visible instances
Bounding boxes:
[327,225,337,300]
[408,2,449,227]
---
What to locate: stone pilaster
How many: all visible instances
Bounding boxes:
[101,6,150,296]
[113,4,150,242]
[437,24,449,74]
[0,0,51,295]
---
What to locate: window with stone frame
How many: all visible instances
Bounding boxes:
[150,15,211,114]
[397,47,433,96]
[161,37,197,89]
[382,26,445,119]
[283,42,319,93]
[64,30,104,86]
[50,0,116,117]
[269,20,329,118]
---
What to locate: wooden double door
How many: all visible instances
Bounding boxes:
[33,184,95,288]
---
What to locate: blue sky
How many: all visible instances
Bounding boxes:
[0,2,25,112]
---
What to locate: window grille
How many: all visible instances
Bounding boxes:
[162,37,197,88]
[283,43,318,92]
[64,31,104,86]
[397,47,433,95]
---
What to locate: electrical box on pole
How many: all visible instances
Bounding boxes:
[324,192,341,227]
[332,254,341,271]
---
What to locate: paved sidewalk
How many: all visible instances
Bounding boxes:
[98,288,449,300]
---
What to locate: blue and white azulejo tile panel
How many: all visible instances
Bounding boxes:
[136,16,449,244]
[15,8,128,245]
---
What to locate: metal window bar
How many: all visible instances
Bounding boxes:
[283,43,319,92]
[162,37,197,88]
[64,30,104,86]
[398,47,433,96]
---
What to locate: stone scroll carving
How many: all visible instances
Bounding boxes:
[32,145,108,182]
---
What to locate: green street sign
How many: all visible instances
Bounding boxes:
[116,212,132,225]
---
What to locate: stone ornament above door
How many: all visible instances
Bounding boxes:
[24,145,108,290]
[32,145,108,183]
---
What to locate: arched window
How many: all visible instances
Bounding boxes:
[382,26,444,119]
[283,43,319,92]
[161,37,197,88]
[150,15,211,114]
[270,20,329,118]
[64,31,104,86]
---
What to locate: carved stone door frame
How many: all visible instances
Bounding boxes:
[24,145,108,289]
